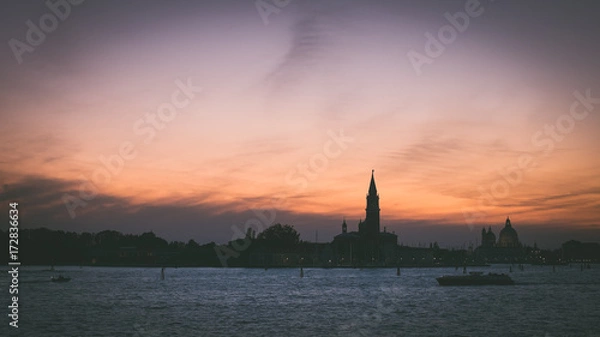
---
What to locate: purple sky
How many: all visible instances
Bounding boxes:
[1,0,599,248]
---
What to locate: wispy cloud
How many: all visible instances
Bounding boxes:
[264,9,346,94]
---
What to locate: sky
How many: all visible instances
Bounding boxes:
[1,0,599,248]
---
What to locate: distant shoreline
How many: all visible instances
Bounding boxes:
[21,264,499,269]
[21,262,592,269]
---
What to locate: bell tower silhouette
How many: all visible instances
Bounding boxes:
[365,169,380,235]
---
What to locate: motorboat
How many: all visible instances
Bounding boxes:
[436,272,514,286]
[51,275,71,283]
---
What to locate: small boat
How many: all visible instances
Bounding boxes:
[436,272,514,286]
[51,275,71,283]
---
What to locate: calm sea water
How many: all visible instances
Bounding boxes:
[3,265,600,336]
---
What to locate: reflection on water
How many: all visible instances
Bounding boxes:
[4,265,600,336]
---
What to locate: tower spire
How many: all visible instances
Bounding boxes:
[368,169,377,196]
[363,170,380,235]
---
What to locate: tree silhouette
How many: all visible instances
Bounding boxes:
[257,223,300,249]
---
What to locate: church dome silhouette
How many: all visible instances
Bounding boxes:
[498,217,520,248]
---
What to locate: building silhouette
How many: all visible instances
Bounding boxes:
[497,217,520,248]
[359,170,380,235]
[333,170,398,265]
[481,227,496,248]
[476,217,523,262]
[480,217,521,248]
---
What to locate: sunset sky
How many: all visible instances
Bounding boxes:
[1,0,599,248]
